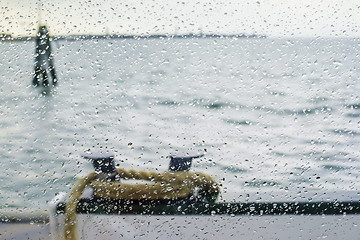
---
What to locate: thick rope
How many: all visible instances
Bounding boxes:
[64,168,219,240]
[64,172,97,240]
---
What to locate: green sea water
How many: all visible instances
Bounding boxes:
[1,37,360,208]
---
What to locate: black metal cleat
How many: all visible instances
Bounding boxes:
[168,151,204,172]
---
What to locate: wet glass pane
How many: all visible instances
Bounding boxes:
[1,0,360,239]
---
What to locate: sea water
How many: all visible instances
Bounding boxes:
[0,37,360,208]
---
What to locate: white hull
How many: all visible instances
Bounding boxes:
[49,192,360,240]
[51,213,360,240]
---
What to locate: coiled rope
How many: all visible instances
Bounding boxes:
[64,168,220,240]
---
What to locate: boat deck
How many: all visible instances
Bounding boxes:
[0,223,50,240]
[0,208,50,240]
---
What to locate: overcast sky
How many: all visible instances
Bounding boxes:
[1,0,359,37]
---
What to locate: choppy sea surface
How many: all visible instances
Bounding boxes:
[1,37,360,209]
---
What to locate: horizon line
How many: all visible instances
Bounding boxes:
[1,32,267,41]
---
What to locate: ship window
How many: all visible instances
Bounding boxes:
[1,1,359,239]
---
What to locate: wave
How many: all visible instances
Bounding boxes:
[331,129,360,136]
[345,103,360,110]
[244,179,279,187]
[224,119,254,126]
[253,105,333,116]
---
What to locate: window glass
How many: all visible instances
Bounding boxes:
[1,0,359,239]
